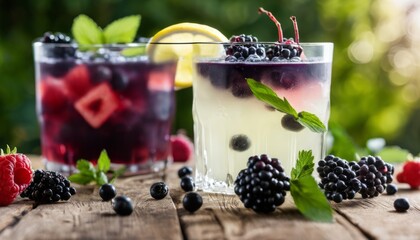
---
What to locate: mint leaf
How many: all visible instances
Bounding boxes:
[72,14,104,45]
[291,150,315,180]
[104,15,141,44]
[68,173,95,185]
[97,149,111,172]
[96,172,108,185]
[121,47,146,57]
[246,78,298,117]
[246,78,326,133]
[76,159,95,172]
[291,175,333,222]
[297,112,326,133]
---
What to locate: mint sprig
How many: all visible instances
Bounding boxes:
[290,150,333,222]
[71,14,141,45]
[68,150,125,186]
[246,78,326,133]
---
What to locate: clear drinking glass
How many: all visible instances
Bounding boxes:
[33,42,178,174]
[193,42,333,193]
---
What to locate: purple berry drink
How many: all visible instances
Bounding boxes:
[193,41,333,193]
[34,40,177,174]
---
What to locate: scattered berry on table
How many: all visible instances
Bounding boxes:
[178,166,193,178]
[20,169,76,204]
[234,154,290,213]
[182,192,203,213]
[180,176,195,192]
[396,160,420,189]
[150,182,169,200]
[99,184,117,201]
[394,198,410,212]
[317,155,361,203]
[229,134,251,152]
[171,134,194,162]
[386,184,398,195]
[0,147,33,206]
[112,196,133,216]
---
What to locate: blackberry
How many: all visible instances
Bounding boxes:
[234,154,289,213]
[182,192,203,213]
[353,156,394,198]
[112,196,133,216]
[150,182,169,200]
[99,183,117,201]
[20,169,76,204]
[178,166,193,178]
[225,34,266,62]
[317,155,361,203]
[40,32,75,58]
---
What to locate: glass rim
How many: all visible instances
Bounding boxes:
[33,41,333,47]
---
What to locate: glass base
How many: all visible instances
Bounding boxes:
[195,174,236,195]
[43,157,169,176]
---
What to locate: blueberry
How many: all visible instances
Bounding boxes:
[386,184,398,195]
[281,114,304,132]
[178,166,193,178]
[394,198,410,212]
[180,177,195,192]
[91,65,113,83]
[111,71,129,90]
[112,196,134,216]
[150,182,169,200]
[182,192,203,213]
[230,134,251,152]
[99,184,117,201]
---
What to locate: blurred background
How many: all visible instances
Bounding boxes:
[0,0,419,157]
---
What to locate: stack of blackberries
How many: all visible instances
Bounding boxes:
[225,34,266,62]
[318,155,394,203]
[20,170,76,204]
[234,154,290,213]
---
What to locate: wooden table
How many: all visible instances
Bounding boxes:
[1,156,419,240]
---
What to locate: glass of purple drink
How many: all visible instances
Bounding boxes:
[193,42,333,193]
[33,41,178,174]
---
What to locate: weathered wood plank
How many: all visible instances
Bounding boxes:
[0,157,183,240]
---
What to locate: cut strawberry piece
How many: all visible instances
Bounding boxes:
[148,71,174,91]
[74,83,121,128]
[64,64,93,99]
[38,77,69,115]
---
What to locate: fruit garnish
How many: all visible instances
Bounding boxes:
[225,34,266,62]
[71,14,141,45]
[291,150,333,222]
[170,133,194,162]
[150,182,169,200]
[0,146,33,206]
[396,160,420,189]
[147,22,228,88]
[68,150,125,186]
[20,170,76,204]
[246,78,326,133]
[178,166,193,178]
[394,198,410,212]
[386,184,398,195]
[234,154,290,213]
[180,176,195,192]
[112,195,133,216]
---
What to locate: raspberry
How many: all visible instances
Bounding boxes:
[234,154,289,213]
[170,134,193,162]
[396,160,420,189]
[0,147,33,206]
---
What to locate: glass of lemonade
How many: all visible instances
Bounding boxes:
[193,42,333,194]
[33,42,178,174]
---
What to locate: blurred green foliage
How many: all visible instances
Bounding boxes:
[0,0,419,155]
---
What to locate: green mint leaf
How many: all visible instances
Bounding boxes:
[68,173,95,185]
[291,175,333,222]
[121,47,146,57]
[76,159,96,173]
[297,112,326,133]
[96,171,108,186]
[72,14,104,45]
[103,15,141,44]
[109,166,126,183]
[97,149,111,173]
[291,150,315,180]
[246,78,298,117]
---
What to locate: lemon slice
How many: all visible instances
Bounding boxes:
[147,23,228,88]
